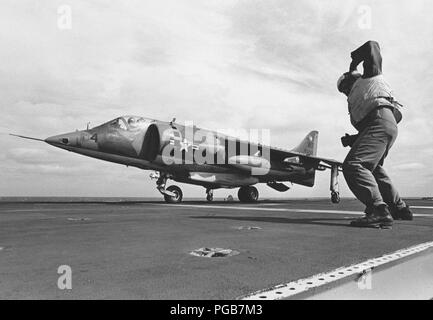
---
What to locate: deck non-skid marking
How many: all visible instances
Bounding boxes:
[238,241,433,300]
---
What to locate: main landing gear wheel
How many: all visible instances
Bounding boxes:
[164,185,183,203]
[238,186,259,203]
[331,191,340,204]
[206,188,214,202]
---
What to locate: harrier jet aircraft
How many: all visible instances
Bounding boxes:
[11,116,343,203]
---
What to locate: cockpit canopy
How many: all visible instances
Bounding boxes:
[106,116,154,131]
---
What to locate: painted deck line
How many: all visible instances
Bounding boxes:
[239,241,433,300]
[0,208,99,213]
[160,204,433,217]
[162,203,366,215]
[2,204,433,218]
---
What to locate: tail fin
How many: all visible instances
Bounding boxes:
[291,131,318,156]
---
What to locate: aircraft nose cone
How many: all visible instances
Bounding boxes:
[45,135,68,146]
[45,132,79,147]
[44,136,55,145]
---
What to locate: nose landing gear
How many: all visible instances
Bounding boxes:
[164,185,183,203]
[150,171,183,203]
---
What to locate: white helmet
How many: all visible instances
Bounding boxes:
[337,74,346,91]
[337,71,361,93]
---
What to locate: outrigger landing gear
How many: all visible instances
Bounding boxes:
[238,186,259,203]
[206,188,214,202]
[330,164,340,204]
[331,191,340,204]
[150,171,183,203]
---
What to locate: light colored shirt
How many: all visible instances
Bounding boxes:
[347,74,396,126]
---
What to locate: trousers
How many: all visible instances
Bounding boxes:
[343,107,406,212]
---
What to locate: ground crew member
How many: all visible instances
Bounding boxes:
[337,40,412,228]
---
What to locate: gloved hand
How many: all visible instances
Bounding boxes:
[341,133,359,147]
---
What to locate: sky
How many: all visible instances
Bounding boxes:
[0,0,432,199]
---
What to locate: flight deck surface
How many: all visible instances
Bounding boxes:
[0,198,432,299]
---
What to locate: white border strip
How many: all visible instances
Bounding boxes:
[239,241,433,300]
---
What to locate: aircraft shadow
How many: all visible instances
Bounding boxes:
[190,215,356,228]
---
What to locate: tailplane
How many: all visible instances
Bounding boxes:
[291,131,318,156]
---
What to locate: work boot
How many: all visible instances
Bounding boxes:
[390,205,413,221]
[350,204,393,228]
[364,206,373,216]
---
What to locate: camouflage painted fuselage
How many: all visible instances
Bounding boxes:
[45,116,317,189]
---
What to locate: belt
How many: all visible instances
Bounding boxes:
[355,105,396,131]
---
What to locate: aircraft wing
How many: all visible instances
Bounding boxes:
[224,130,343,172]
[279,150,343,170]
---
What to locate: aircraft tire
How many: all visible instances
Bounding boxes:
[331,191,340,204]
[206,194,213,202]
[164,185,183,203]
[238,188,245,202]
[238,186,259,203]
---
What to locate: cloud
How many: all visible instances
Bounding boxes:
[6,148,57,164]
[392,162,426,171]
